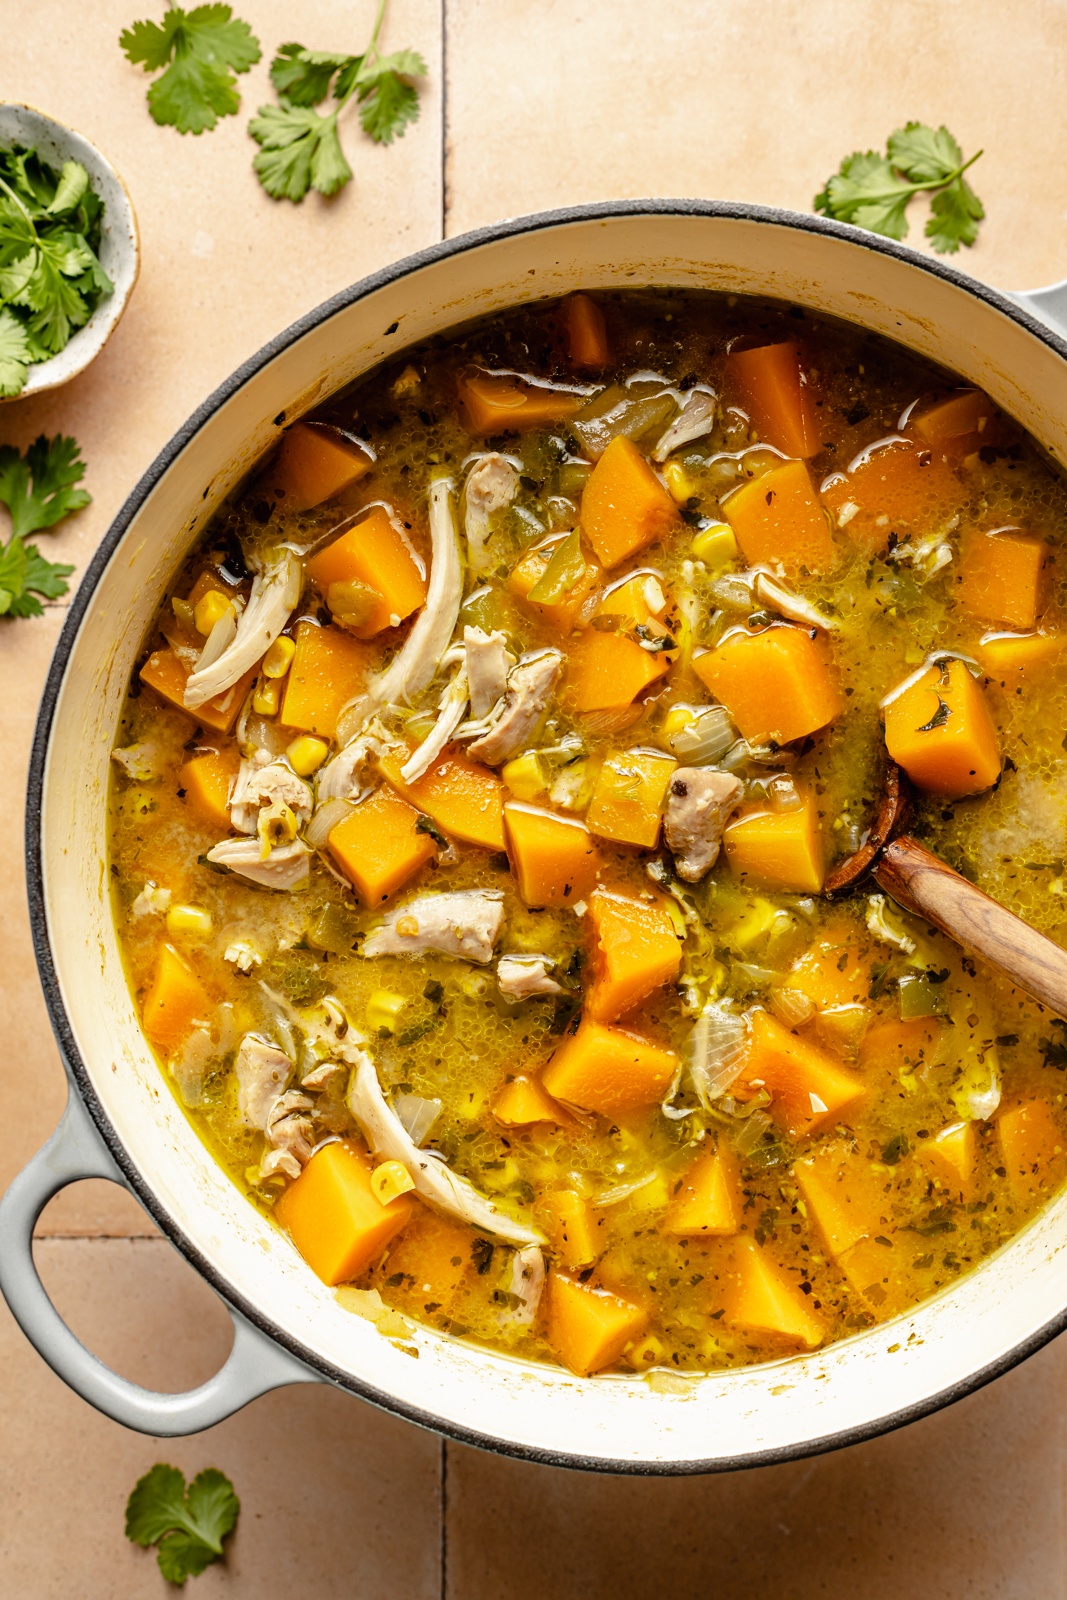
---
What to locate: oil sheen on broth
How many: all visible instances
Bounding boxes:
[109,290,1067,1380]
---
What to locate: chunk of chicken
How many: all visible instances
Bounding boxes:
[184,551,301,708]
[363,890,505,964]
[464,625,514,719]
[463,453,519,573]
[468,650,563,765]
[205,837,311,889]
[664,767,743,881]
[111,743,161,781]
[263,1090,315,1180]
[497,956,563,1000]
[230,757,314,833]
[500,1245,546,1328]
[235,1034,293,1128]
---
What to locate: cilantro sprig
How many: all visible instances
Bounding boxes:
[125,1463,240,1585]
[120,4,262,135]
[815,123,985,253]
[249,0,427,203]
[0,435,87,616]
[0,147,112,396]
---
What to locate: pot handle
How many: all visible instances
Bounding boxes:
[0,1089,322,1436]
[1011,278,1067,338]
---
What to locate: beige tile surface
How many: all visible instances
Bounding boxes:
[5,1,1067,1595]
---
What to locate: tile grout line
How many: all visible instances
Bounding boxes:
[440,1437,449,1600]
[439,0,449,241]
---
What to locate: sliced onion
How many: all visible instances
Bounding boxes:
[733,1107,773,1154]
[394,1093,443,1147]
[669,705,736,765]
[689,1002,747,1107]
[594,1172,659,1207]
[304,797,355,851]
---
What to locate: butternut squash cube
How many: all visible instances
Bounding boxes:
[580,435,681,569]
[458,371,582,434]
[271,421,372,513]
[860,1016,942,1077]
[783,927,872,1010]
[723,794,824,894]
[883,658,1000,798]
[492,1075,571,1127]
[509,536,602,633]
[693,625,842,747]
[380,744,505,852]
[722,459,836,573]
[562,293,609,369]
[998,1100,1065,1203]
[307,507,427,638]
[978,629,1067,676]
[955,528,1046,631]
[275,1139,413,1286]
[916,1121,975,1199]
[179,746,240,832]
[838,1233,914,1320]
[543,1017,678,1117]
[542,1190,603,1271]
[377,1209,476,1319]
[139,646,256,734]
[546,1270,649,1375]
[663,1146,739,1236]
[281,620,374,739]
[725,340,821,458]
[792,1141,886,1259]
[720,1236,823,1349]
[737,1010,865,1139]
[328,786,436,904]
[141,945,210,1054]
[586,748,677,849]
[586,887,681,1022]
[821,437,960,554]
[911,389,999,456]
[563,628,670,713]
[504,803,599,906]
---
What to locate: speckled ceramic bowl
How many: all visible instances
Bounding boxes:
[0,103,139,398]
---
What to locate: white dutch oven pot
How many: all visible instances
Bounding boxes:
[4,201,1067,1472]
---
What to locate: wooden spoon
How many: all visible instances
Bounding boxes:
[824,762,1067,1016]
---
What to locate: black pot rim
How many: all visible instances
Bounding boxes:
[25,196,1067,1476]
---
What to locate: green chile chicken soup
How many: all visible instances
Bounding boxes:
[110,290,1067,1379]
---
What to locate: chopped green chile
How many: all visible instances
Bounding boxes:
[111,289,1067,1378]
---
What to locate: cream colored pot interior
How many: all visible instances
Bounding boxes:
[40,210,1067,1468]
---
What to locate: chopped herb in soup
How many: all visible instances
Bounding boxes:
[110,290,1067,1378]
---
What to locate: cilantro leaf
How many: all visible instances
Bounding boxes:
[125,1463,240,1586]
[356,50,427,145]
[0,434,91,537]
[250,6,427,202]
[270,42,358,107]
[249,103,352,201]
[814,122,984,253]
[0,307,30,397]
[0,535,74,616]
[120,4,261,135]
[46,161,90,216]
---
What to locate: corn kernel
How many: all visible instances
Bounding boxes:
[287,735,330,776]
[691,523,739,569]
[262,635,297,678]
[371,1160,416,1206]
[165,904,213,938]
[663,461,698,503]
[501,750,545,801]
[626,1334,666,1370]
[660,705,696,742]
[366,989,406,1033]
[193,590,235,637]
[253,677,282,715]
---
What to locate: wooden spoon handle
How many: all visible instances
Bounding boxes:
[874,834,1067,1018]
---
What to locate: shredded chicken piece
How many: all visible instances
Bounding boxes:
[264,1090,315,1177]
[866,893,917,955]
[223,939,262,973]
[497,956,563,1000]
[230,758,313,833]
[363,890,505,964]
[753,570,837,631]
[500,1245,546,1328]
[652,389,717,462]
[235,1034,293,1129]
[347,1054,543,1245]
[184,551,302,708]
[468,650,563,765]
[301,1059,346,1092]
[205,836,311,890]
[315,718,394,805]
[463,453,520,573]
[132,881,171,918]
[400,667,470,783]
[664,767,743,881]
[464,625,514,719]
[169,1026,215,1109]
[111,743,161,781]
